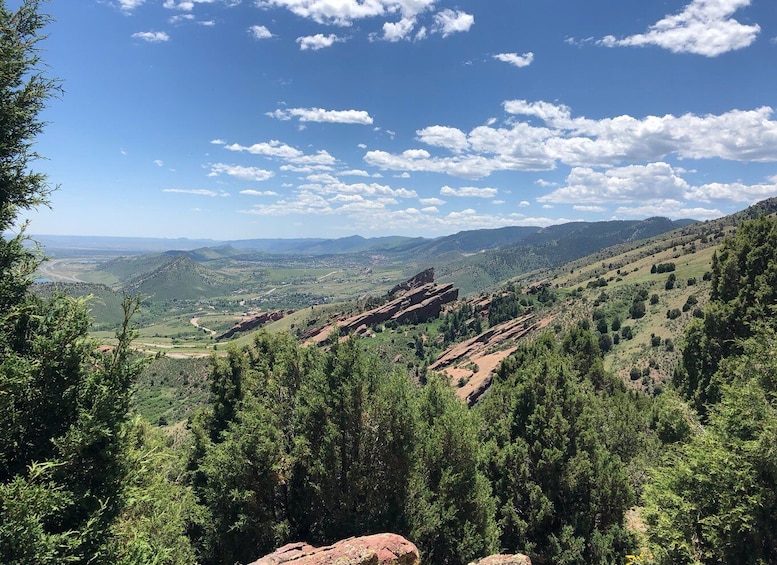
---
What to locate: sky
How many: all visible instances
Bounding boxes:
[16,0,777,240]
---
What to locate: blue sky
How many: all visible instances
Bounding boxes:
[18,0,777,239]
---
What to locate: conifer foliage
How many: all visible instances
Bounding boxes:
[0,3,150,561]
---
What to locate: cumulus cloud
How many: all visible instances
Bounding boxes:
[440,185,498,198]
[296,33,345,50]
[163,188,228,197]
[118,0,145,12]
[383,17,417,41]
[537,163,777,216]
[249,25,273,39]
[208,163,274,182]
[539,162,690,203]
[573,205,606,212]
[518,200,530,207]
[132,31,170,42]
[225,140,303,159]
[493,52,534,68]
[256,0,438,26]
[684,177,777,202]
[366,101,777,180]
[162,0,224,10]
[267,107,373,124]
[598,0,759,56]
[432,9,474,37]
[417,125,469,152]
[240,189,279,196]
[615,200,722,220]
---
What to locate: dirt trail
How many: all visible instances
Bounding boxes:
[190,317,216,336]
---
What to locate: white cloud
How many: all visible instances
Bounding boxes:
[367,102,777,179]
[222,139,338,167]
[440,185,498,198]
[162,0,220,10]
[210,138,226,145]
[340,169,371,176]
[163,188,228,197]
[240,189,279,196]
[420,197,445,205]
[539,162,690,203]
[598,0,759,57]
[615,200,722,220]
[225,140,303,159]
[170,14,195,23]
[267,107,373,124]
[118,0,145,12]
[296,33,345,50]
[573,205,606,212]
[256,0,437,26]
[132,31,170,42]
[493,52,534,68]
[383,17,417,41]
[417,125,469,152]
[432,9,474,37]
[503,99,572,125]
[684,178,777,202]
[518,200,530,207]
[208,163,274,182]
[250,25,273,39]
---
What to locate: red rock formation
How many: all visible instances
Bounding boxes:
[247,533,420,565]
[305,280,458,345]
[388,268,435,296]
[430,313,554,406]
[217,309,291,340]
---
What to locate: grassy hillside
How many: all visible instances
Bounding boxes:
[123,254,237,301]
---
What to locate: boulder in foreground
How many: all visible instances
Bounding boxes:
[247,533,420,565]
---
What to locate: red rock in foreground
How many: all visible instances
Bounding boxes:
[247,533,420,565]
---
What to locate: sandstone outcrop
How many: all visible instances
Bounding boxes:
[472,555,532,565]
[217,309,291,340]
[430,312,554,406]
[248,533,420,565]
[304,270,458,345]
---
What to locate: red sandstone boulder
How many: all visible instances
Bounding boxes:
[248,533,420,565]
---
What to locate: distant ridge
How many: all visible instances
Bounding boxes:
[33,216,699,266]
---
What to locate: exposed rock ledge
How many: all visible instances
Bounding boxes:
[247,533,419,565]
[248,533,530,565]
[217,309,291,340]
[302,270,458,345]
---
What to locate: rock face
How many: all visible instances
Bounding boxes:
[248,533,420,565]
[303,270,458,345]
[217,310,290,340]
[472,555,532,565]
[430,311,554,406]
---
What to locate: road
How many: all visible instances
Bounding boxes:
[37,259,83,282]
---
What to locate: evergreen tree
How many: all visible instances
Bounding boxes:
[409,375,498,565]
[479,332,642,564]
[0,4,150,561]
